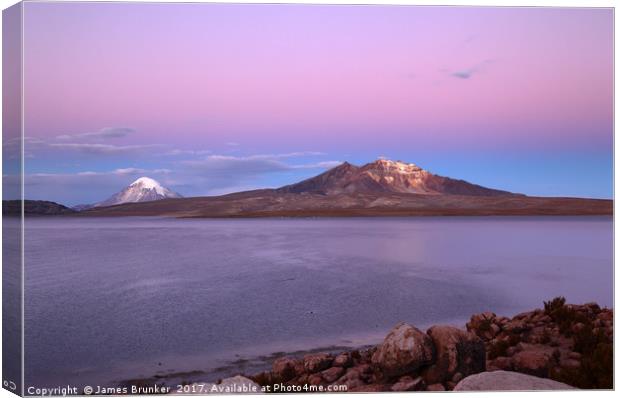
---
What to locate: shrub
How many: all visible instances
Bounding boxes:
[543,297,589,336]
[544,296,566,315]
[545,297,613,389]
[550,342,613,389]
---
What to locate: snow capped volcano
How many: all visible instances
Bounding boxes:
[129,177,170,195]
[95,177,182,207]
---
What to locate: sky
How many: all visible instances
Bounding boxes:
[4,3,613,205]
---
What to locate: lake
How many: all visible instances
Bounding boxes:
[22,216,612,388]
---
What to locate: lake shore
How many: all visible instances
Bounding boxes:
[121,298,612,392]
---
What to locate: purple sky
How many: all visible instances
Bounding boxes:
[9,3,614,205]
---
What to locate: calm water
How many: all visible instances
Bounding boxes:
[22,216,612,388]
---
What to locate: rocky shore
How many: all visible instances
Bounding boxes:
[246,298,613,391]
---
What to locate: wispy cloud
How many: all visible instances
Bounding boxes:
[75,168,172,177]
[56,127,135,140]
[182,155,291,175]
[452,69,476,79]
[179,152,339,194]
[292,160,343,169]
[2,136,46,158]
[4,128,145,158]
[448,59,495,80]
[209,151,327,160]
[48,143,161,154]
[181,152,331,173]
[163,149,212,156]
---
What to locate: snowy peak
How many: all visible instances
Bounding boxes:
[129,177,168,196]
[130,176,161,189]
[95,177,182,207]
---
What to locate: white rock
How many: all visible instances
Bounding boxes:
[454,371,575,391]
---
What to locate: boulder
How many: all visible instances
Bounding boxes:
[422,325,485,385]
[426,383,446,391]
[272,357,298,382]
[598,309,613,322]
[371,323,435,378]
[487,356,513,371]
[390,375,425,391]
[454,370,575,391]
[303,353,333,373]
[512,345,555,378]
[333,352,353,368]
[504,319,528,334]
[559,358,580,370]
[307,373,323,385]
[335,369,366,390]
[350,364,373,382]
[296,374,308,385]
[335,363,373,389]
[571,322,586,334]
[321,367,344,383]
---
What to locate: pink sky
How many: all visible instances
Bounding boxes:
[10,3,615,203]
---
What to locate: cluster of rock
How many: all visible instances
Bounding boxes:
[250,323,487,392]
[466,300,613,389]
[247,300,612,392]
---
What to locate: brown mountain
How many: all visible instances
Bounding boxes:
[277,159,516,196]
[78,159,611,218]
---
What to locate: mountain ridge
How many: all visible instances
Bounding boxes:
[277,159,517,197]
[74,158,611,218]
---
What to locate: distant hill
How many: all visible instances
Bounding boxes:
[3,200,76,216]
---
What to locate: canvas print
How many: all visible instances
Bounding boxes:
[2,1,614,395]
